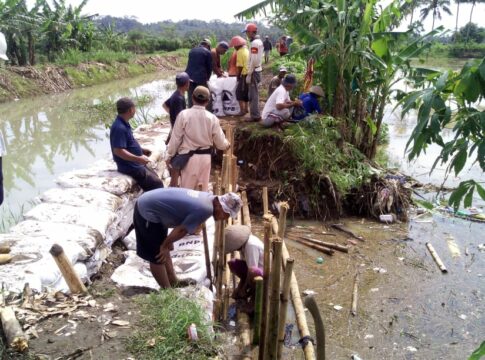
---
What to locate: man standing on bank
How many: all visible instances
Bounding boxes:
[134,188,242,288]
[243,23,264,121]
[110,97,164,191]
[263,35,272,64]
[211,41,229,77]
[185,39,212,107]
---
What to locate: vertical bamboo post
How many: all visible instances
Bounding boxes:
[216,220,226,321]
[49,244,87,294]
[241,191,251,229]
[262,186,269,215]
[198,184,213,289]
[253,276,264,345]
[231,155,238,190]
[267,238,283,360]
[259,221,272,360]
[277,258,294,359]
[277,202,289,239]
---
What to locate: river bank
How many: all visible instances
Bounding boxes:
[0,52,186,103]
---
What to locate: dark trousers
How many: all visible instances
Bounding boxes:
[188,81,212,111]
[121,166,164,192]
[0,157,3,205]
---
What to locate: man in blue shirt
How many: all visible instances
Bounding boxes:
[185,39,212,107]
[294,85,325,121]
[110,97,164,191]
[134,188,242,288]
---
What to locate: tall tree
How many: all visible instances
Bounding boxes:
[465,0,485,43]
[420,0,452,30]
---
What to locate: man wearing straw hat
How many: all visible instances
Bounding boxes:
[225,225,264,312]
[134,188,242,288]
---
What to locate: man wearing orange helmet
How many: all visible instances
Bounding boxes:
[243,23,264,122]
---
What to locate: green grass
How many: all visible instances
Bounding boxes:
[126,289,220,360]
[55,49,133,66]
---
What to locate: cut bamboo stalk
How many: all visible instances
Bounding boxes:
[281,242,315,360]
[267,238,282,360]
[426,242,448,273]
[0,306,28,352]
[290,235,349,253]
[351,272,359,316]
[223,253,231,321]
[263,214,279,235]
[199,184,213,290]
[277,202,289,239]
[262,187,269,215]
[253,276,264,345]
[291,237,335,256]
[231,155,238,190]
[49,244,87,294]
[0,254,13,265]
[0,244,11,254]
[277,258,294,359]
[222,154,229,187]
[331,224,365,241]
[241,191,251,229]
[216,220,226,321]
[259,221,272,360]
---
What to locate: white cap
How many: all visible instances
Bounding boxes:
[217,192,243,218]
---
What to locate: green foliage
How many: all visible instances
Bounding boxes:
[401,58,485,209]
[453,22,485,44]
[127,289,220,360]
[55,49,132,65]
[469,341,485,360]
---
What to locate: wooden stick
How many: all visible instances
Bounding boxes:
[198,184,213,290]
[281,242,315,360]
[277,258,294,359]
[259,221,272,360]
[0,306,28,352]
[351,272,359,316]
[49,244,87,294]
[292,235,349,253]
[267,238,282,360]
[426,243,448,273]
[0,254,12,265]
[241,191,251,229]
[253,276,264,345]
[291,237,335,256]
[331,224,365,241]
[262,187,269,215]
[277,202,289,239]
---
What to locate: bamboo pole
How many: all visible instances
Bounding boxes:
[351,272,359,316]
[216,220,226,321]
[0,244,10,254]
[304,296,325,360]
[214,171,221,195]
[231,155,238,191]
[291,236,349,253]
[259,221,272,360]
[426,242,448,273]
[199,184,213,290]
[291,237,335,256]
[0,307,28,352]
[241,191,251,229]
[263,214,279,235]
[253,276,264,345]
[267,238,282,360]
[222,154,229,188]
[0,254,12,265]
[277,202,289,239]
[223,253,231,321]
[277,258,294,359]
[49,244,87,294]
[262,187,269,215]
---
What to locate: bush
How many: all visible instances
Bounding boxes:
[55,49,133,66]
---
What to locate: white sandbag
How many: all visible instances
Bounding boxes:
[39,187,124,212]
[178,285,214,323]
[85,245,111,277]
[122,229,137,251]
[111,250,159,290]
[0,263,43,293]
[24,203,117,236]
[106,200,135,246]
[208,78,224,116]
[50,262,89,294]
[221,77,240,116]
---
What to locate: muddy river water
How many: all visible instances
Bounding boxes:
[0,64,483,359]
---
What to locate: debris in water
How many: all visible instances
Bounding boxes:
[351,355,363,360]
[478,244,485,252]
[459,314,467,320]
[373,267,387,274]
[333,305,343,311]
[111,320,130,327]
[302,289,317,296]
[364,334,374,339]
[316,257,324,264]
[445,234,461,258]
[406,346,418,352]
[370,288,379,292]
[379,214,394,223]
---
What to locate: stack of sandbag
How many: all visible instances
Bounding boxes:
[208,77,240,116]
[0,123,170,295]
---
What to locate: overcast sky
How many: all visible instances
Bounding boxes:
[45,0,485,32]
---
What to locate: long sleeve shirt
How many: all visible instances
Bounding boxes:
[167,105,230,159]
[248,38,264,74]
[185,46,212,85]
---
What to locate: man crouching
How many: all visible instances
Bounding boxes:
[134,188,242,288]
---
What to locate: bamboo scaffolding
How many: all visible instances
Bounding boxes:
[351,272,359,316]
[259,221,272,360]
[290,237,335,256]
[262,186,269,215]
[49,244,87,294]
[0,306,28,352]
[426,242,448,273]
[277,258,294,359]
[253,276,264,345]
[267,238,282,360]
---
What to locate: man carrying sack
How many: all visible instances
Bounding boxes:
[166,86,230,191]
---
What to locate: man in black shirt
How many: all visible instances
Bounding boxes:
[185,39,212,107]
[263,36,272,64]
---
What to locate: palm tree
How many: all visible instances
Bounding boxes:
[420,0,452,30]
[465,0,485,42]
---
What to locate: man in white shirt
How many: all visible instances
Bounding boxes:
[262,74,303,128]
[243,23,264,121]
[166,86,230,191]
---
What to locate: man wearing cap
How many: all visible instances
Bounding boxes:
[185,39,212,107]
[268,66,287,98]
[225,225,264,312]
[110,97,164,191]
[261,74,303,128]
[243,23,264,121]
[211,41,229,78]
[167,86,229,191]
[134,188,242,288]
[263,36,272,64]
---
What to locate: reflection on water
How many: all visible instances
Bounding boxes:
[0,72,174,232]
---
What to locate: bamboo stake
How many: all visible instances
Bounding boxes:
[277,258,294,359]
[267,238,283,360]
[0,244,10,254]
[253,276,264,345]
[263,214,279,235]
[297,236,349,253]
[259,221,272,360]
[277,202,289,239]
[426,242,448,273]
[241,191,251,229]
[49,244,87,294]
[0,306,28,352]
[222,154,229,188]
[351,272,359,316]
[216,221,226,321]
[291,237,335,256]
[262,187,269,215]
[198,184,213,290]
[0,254,12,265]
[223,253,231,321]
[231,155,238,191]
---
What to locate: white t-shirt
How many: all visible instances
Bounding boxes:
[262,84,290,120]
[249,38,264,73]
[244,234,264,269]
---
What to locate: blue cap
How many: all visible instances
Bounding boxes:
[175,72,191,86]
[282,74,297,85]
